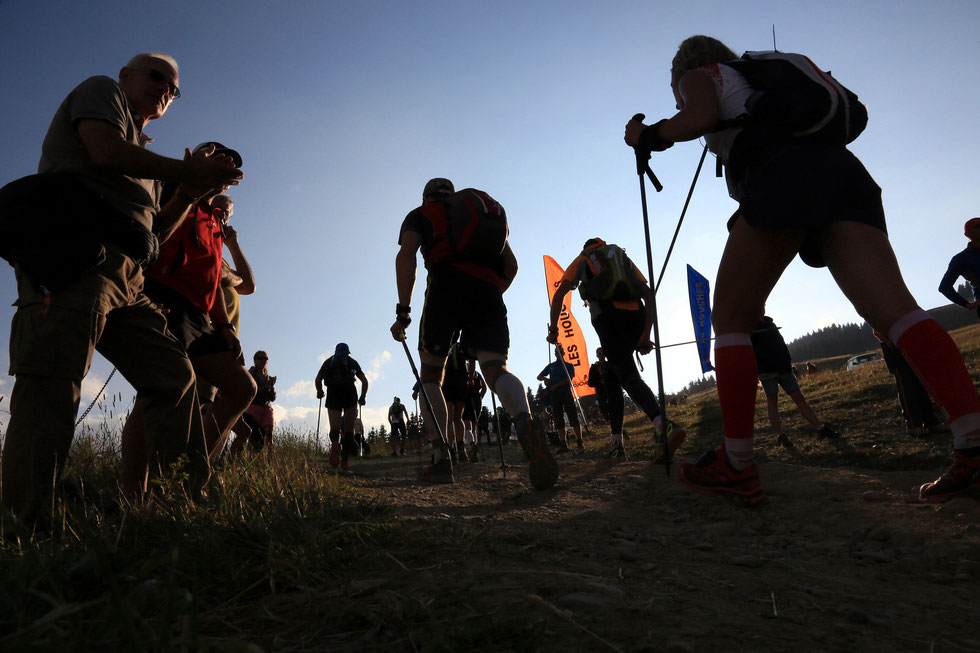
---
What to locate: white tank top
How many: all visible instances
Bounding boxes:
[698,63,753,164]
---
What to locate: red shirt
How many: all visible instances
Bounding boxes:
[147,203,223,314]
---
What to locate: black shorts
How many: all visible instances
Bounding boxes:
[443,368,469,402]
[325,383,357,410]
[727,142,886,268]
[419,268,509,357]
[462,394,480,421]
[144,278,232,359]
[551,388,579,430]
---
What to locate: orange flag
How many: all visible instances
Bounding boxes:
[543,255,594,397]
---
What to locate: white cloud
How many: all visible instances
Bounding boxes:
[364,350,392,383]
[284,379,316,399]
[80,375,109,403]
[273,403,320,422]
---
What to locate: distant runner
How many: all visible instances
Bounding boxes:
[388,396,409,456]
[315,343,368,471]
[939,217,980,319]
[537,347,582,453]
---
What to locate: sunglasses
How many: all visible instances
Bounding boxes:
[139,68,181,99]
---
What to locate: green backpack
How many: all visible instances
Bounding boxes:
[576,244,645,302]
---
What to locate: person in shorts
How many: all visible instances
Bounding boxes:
[751,315,838,448]
[625,34,980,504]
[537,347,581,453]
[315,343,368,470]
[390,178,557,489]
[388,396,409,456]
[245,350,276,450]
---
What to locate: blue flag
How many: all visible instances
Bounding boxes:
[686,265,713,373]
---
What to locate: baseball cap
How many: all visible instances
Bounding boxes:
[422,177,454,200]
[335,342,350,354]
[192,141,243,168]
[965,217,980,235]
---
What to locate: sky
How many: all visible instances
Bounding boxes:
[0,0,978,438]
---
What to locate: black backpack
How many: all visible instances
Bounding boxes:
[324,355,355,385]
[420,188,508,266]
[723,51,867,145]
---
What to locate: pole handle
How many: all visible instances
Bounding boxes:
[630,114,664,192]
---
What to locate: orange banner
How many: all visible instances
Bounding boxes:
[543,255,594,397]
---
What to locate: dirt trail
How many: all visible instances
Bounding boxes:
[318,448,980,652]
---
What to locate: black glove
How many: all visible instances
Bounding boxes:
[638,119,674,153]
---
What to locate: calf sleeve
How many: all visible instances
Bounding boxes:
[492,372,530,417]
[715,333,758,468]
[890,310,980,449]
[329,427,341,444]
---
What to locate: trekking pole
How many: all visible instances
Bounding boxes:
[630,113,670,476]
[655,144,708,294]
[315,400,322,454]
[488,389,507,477]
[400,338,449,447]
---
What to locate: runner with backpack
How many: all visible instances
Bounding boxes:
[548,238,686,461]
[625,35,980,505]
[390,177,558,490]
[314,343,369,471]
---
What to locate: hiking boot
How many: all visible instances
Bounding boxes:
[470,445,480,463]
[576,437,585,451]
[557,441,570,454]
[816,424,840,439]
[678,446,766,506]
[419,457,454,484]
[653,419,687,464]
[515,414,559,491]
[918,451,980,503]
[604,444,627,460]
[340,459,349,471]
[457,445,469,463]
[329,442,340,468]
[776,432,795,449]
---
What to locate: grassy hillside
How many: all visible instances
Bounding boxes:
[0,324,978,651]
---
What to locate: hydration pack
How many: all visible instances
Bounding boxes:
[723,50,867,145]
[576,244,645,302]
[421,188,507,266]
[323,355,355,385]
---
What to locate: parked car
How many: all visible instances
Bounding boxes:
[846,352,884,371]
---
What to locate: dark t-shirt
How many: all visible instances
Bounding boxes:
[317,354,363,389]
[939,245,980,307]
[750,316,792,374]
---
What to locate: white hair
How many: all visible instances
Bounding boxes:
[126,52,179,74]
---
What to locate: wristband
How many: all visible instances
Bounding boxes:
[396,303,411,314]
[396,314,412,326]
[638,119,674,153]
[548,325,558,334]
[214,322,236,332]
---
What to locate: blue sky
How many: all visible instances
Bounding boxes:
[1,0,978,436]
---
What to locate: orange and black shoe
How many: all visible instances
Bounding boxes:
[918,450,980,503]
[329,442,340,468]
[653,419,687,464]
[515,414,559,491]
[678,446,766,506]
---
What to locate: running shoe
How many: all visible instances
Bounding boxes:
[816,424,840,439]
[678,446,766,506]
[515,414,559,491]
[776,432,795,449]
[419,457,454,484]
[604,444,627,460]
[329,442,340,468]
[653,419,687,464]
[918,450,980,503]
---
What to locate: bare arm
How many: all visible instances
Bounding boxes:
[624,70,720,147]
[547,278,576,341]
[223,226,256,294]
[391,231,422,340]
[499,242,518,292]
[356,372,369,404]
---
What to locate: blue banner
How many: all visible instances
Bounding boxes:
[686,265,713,373]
